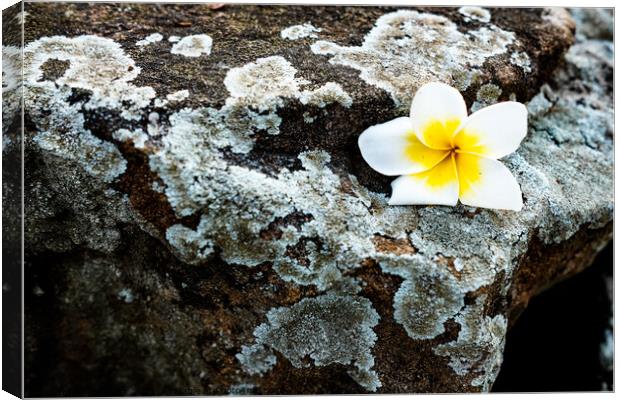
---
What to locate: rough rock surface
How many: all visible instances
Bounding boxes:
[2,3,613,395]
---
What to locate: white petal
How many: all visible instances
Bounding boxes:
[389,155,459,206]
[359,116,449,176]
[409,82,468,149]
[454,102,528,159]
[455,153,523,211]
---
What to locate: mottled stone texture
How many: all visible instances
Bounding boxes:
[2,3,612,396]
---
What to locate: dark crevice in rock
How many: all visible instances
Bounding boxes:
[508,222,613,327]
[494,242,613,391]
[283,236,324,267]
[24,251,71,397]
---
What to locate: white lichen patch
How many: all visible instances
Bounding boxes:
[113,128,149,149]
[2,45,21,92]
[28,84,128,183]
[281,23,322,40]
[20,35,159,182]
[303,111,315,123]
[393,270,465,339]
[236,343,277,376]
[224,56,309,111]
[434,296,507,391]
[170,34,213,57]
[299,82,352,108]
[166,89,190,102]
[224,56,352,111]
[154,89,190,108]
[310,10,516,108]
[23,35,155,118]
[154,98,167,107]
[458,6,491,23]
[25,35,138,93]
[168,35,181,43]
[510,51,532,73]
[136,32,163,46]
[210,56,352,143]
[236,294,382,391]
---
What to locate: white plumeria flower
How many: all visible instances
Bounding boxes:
[358,82,527,210]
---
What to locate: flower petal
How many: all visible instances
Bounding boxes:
[358,116,450,176]
[389,155,459,206]
[409,82,468,150]
[454,102,528,159]
[455,153,523,211]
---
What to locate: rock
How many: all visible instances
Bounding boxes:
[3,3,612,396]
[571,8,613,41]
[493,244,613,391]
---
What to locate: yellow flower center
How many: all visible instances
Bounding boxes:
[404,118,487,193]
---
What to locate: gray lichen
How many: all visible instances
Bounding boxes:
[170,34,213,57]
[571,8,612,41]
[434,296,507,391]
[471,83,502,112]
[236,294,381,391]
[393,271,465,340]
[510,51,532,73]
[21,35,155,181]
[136,32,163,47]
[310,9,516,108]
[458,6,491,23]
[236,344,277,376]
[281,23,321,40]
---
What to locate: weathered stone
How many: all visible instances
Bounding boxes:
[3,2,612,395]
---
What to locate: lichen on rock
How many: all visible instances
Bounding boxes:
[281,22,322,40]
[136,32,163,46]
[237,294,382,391]
[434,295,508,391]
[310,10,516,108]
[510,51,532,73]
[299,82,352,108]
[170,34,213,57]
[458,6,492,23]
[471,83,503,112]
[224,56,309,111]
[13,3,612,396]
